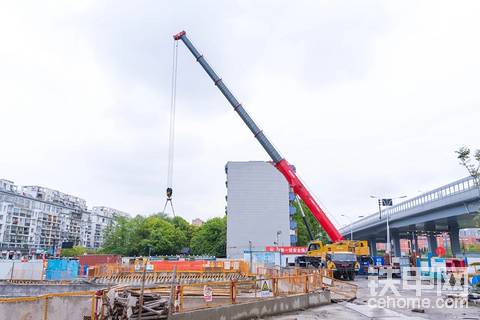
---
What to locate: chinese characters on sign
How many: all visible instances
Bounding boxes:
[265,246,307,254]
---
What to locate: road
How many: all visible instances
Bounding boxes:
[267,277,480,319]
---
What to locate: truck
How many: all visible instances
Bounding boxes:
[326,252,359,280]
[295,240,361,279]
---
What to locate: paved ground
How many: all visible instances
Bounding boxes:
[267,276,480,319]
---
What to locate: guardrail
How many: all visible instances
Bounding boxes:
[341,176,480,234]
[102,271,356,314]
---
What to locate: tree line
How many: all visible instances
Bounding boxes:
[97,200,327,258]
[100,214,227,257]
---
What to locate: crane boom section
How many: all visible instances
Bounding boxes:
[174,31,344,242]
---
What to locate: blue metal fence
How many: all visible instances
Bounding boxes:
[46,259,79,280]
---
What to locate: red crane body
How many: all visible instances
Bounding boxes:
[174,31,344,242]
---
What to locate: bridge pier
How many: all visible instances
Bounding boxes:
[408,226,419,254]
[428,232,438,254]
[448,222,462,257]
[409,233,419,254]
[391,230,401,257]
[369,238,377,256]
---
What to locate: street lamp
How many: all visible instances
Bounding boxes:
[370,195,407,256]
[341,214,365,240]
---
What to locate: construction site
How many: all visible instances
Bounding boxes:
[2,2,480,320]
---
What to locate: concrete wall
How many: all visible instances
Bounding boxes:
[226,161,291,259]
[172,291,330,320]
[0,260,43,280]
[0,282,107,297]
[0,289,330,320]
[0,295,92,320]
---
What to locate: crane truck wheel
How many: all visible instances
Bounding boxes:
[349,271,355,281]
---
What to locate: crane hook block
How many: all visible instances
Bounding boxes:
[166,187,173,199]
[173,31,186,40]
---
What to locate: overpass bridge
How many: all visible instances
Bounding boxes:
[339,176,480,257]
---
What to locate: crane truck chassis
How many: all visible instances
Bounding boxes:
[295,240,362,280]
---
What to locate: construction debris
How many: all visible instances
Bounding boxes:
[103,287,169,320]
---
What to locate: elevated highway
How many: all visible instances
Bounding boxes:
[339,176,480,257]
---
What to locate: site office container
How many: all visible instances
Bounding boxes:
[78,254,121,275]
[78,254,121,266]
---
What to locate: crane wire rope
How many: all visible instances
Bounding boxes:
[163,39,179,216]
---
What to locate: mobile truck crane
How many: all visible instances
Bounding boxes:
[173,31,367,279]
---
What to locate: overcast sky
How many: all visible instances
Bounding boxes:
[1,1,479,227]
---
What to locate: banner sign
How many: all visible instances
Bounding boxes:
[265,246,307,254]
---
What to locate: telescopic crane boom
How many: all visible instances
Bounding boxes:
[173,31,344,242]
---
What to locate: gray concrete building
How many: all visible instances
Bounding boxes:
[225,161,297,259]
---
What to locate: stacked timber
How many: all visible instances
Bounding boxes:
[104,288,168,319]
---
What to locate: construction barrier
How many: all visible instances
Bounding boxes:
[89,259,250,278]
[0,260,44,280]
[46,259,79,280]
[151,260,204,271]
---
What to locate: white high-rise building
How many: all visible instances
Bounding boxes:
[0,179,129,256]
[225,161,297,259]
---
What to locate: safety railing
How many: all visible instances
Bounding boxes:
[341,176,480,233]
[175,272,337,312]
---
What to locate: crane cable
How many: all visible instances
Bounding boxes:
[163,39,179,216]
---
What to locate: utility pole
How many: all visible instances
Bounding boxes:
[370,195,406,257]
[248,241,253,274]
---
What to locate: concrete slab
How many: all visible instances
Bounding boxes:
[268,304,370,319]
[341,302,425,319]
[171,291,330,320]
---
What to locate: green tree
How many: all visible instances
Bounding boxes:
[455,146,480,221]
[101,215,132,255]
[101,214,191,256]
[140,216,188,255]
[456,146,480,188]
[293,200,328,246]
[61,246,90,257]
[190,216,226,257]
[170,216,194,244]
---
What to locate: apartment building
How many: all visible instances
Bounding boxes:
[86,206,128,249]
[0,179,128,255]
